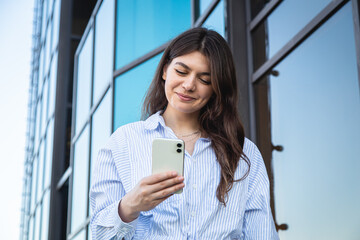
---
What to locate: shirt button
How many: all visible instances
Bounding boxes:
[191,211,196,217]
[192,184,197,189]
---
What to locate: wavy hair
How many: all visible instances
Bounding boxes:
[142,27,250,205]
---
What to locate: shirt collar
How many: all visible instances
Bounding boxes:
[144,111,166,131]
[143,111,211,142]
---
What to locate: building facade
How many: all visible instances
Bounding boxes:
[21,0,360,239]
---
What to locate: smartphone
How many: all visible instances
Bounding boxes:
[152,138,185,194]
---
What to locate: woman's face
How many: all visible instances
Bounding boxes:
[162,51,214,116]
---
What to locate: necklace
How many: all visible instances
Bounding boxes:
[174,130,200,138]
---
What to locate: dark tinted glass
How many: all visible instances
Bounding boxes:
[255,3,360,238]
[252,0,331,71]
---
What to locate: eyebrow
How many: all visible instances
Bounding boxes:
[174,62,210,76]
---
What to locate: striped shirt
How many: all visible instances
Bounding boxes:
[90,112,279,240]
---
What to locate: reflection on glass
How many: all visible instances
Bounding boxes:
[37,142,45,202]
[71,125,90,233]
[114,54,162,130]
[44,119,54,188]
[90,90,112,201]
[34,205,42,240]
[48,52,57,117]
[93,0,114,104]
[72,230,86,240]
[262,3,360,239]
[41,80,49,137]
[41,190,50,240]
[202,0,225,38]
[252,0,331,70]
[31,157,38,212]
[115,0,190,69]
[75,30,93,135]
[52,0,60,54]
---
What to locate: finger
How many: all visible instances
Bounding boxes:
[142,171,178,185]
[148,175,184,194]
[152,182,185,200]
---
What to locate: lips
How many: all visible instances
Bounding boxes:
[176,93,195,101]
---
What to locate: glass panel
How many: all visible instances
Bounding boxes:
[202,0,225,38]
[52,0,60,54]
[37,142,45,202]
[48,52,57,117]
[71,125,90,233]
[72,230,86,240]
[89,89,112,213]
[75,30,93,135]
[252,0,331,71]
[44,119,54,188]
[93,0,114,104]
[41,80,49,137]
[33,206,42,240]
[115,0,190,69]
[114,54,162,130]
[40,190,50,240]
[256,3,360,239]
[31,157,38,212]
[45,20,52,76]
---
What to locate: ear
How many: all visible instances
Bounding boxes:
[162,64,168,80]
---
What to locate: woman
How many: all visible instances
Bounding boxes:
[90,27,279,239]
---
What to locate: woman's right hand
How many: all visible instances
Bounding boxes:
[118,171,185,222]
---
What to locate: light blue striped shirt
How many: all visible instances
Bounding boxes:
[90,112,279,240]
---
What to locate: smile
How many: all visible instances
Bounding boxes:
[176,93,195,101]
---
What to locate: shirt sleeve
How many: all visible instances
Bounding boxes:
[242,144,279,240]
[89,141,138,240]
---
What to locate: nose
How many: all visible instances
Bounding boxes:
[182,75,196,91]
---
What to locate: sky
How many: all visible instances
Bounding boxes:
[0,0,34,239]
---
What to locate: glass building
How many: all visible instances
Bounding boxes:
[21,0,360,239]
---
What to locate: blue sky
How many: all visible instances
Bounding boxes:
[0,0,34,239]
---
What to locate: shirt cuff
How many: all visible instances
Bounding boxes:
[113,200,138,239]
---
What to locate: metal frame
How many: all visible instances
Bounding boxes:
[249,0,282,31]
[252,0,348,83]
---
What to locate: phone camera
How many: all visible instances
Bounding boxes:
[177,149,182,153]
[177,143,182,147]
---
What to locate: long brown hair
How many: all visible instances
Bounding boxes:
[143,27,250,205]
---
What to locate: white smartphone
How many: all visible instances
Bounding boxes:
[152,138,185,194]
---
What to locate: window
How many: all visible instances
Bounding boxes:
[114,54,162,130]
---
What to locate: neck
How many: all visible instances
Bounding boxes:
[162,108,200,134]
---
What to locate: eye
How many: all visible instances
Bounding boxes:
[175,69,186,75]
[199,78,211,85]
